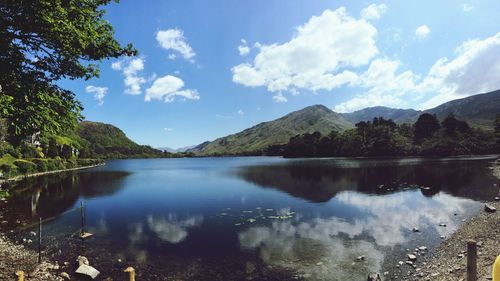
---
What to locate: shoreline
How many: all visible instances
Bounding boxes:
[0,163,105,186]
[402,160,500,281]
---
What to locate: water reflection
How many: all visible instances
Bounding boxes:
[147,214,203,243]
[237,158,499,202]
[6,171,130,219]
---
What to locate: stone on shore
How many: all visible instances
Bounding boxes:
[407,254,417,261]
[75,264,100,279]
[484,204,496,213]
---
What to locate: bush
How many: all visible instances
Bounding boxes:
[13,160,36,174]
[0,163,17,178]
[19,143,40,158]
[64,159,77,169]
[0,142,19,158]
[46,159,65,171]
[31,158,49,172]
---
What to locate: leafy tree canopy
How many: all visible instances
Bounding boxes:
[0,0,136,144]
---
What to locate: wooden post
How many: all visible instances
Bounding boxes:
[38,217,42,264]
[124,267,135,281]
[80,200,84,236]
[15,271,24,281]
[467,240,477,281]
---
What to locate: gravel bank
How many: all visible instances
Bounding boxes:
[0,234,65,280]
[402,161,500,281]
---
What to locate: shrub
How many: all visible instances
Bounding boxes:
[0,163,17,178]
[31,158,49,172]
[0,142,19,158]
[46,159,65,171]
[64,159,77,169]
[19,143,40,158]
[13,160,36,174]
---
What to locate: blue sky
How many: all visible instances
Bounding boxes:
[60,0,500,148]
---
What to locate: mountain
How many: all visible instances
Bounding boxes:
[190,89,500,156]
[77,121,164,159]
[341,89,500,129]
[424,89,500,130]
[341,106,420,124]
[189,105,353,155]
[157,145,196,153]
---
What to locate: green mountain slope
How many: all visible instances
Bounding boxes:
[425,89,500,130]
[341,106,420,124]
[190,105,353,155]
[341,89,500,129]
[77,121,163,159]
[190,90,500,156]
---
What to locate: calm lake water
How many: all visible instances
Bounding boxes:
[2,156,499,280]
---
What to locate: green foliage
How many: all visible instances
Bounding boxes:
[0,142,19,158]
[13,159,36,174]
[0,0,135,143]
[414,113,441,142]
[271,114,496,158]
[31,158,48,172]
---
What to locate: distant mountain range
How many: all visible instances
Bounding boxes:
[157,145,196,153]
[190,89,500,155]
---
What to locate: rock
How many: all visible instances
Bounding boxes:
[407,254,417,261]
[458,253,465,258]
[76,256,89,266]
[75,264,99,279]
[419,246,427,251]
[405,261,413,266]
[494,197,500,201]
[484,204,497,213]
[412,227,420,232]
[367,272,382,281]
[245,262,256,275]
[398,261,404,266]
[356,255,366,261]
[439,223,447,227]
[60,272,70,280]
[440,235,446,239]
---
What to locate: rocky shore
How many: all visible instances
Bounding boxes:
[401,161,500,281]
[0,234,65,280]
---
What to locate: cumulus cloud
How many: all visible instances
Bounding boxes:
[462,3,473,12]
[417,32,500,108]
[85,85,108,106]
[335,32,500,112]
[231,7,378,101]
[238,39,250,56]
[145,75,200,103]
[237,109,244,115]
[415,25,431,39]
[111,57,147,95]
[156,29,195,61]
[360,3,388,20]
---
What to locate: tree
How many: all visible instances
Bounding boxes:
[414,113,441,141]
[0,0,136,144]
[442,113,470,135]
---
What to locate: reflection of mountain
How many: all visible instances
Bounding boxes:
[7,171,130,219]
[237,159,499,202]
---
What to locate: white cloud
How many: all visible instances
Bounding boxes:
[360,3,387,20]
[111,57,146,95]
[335,32,500,112]
[334,58,417,112]
[238,39,250,56]
[237,109,244,115]
[85,85,108,106]
[145,75,200,103]
[168,54,177,60]
[461,3,473,12]
[415,25,431,39]
[272,93,288,103]
[231,7,378,100]
[417,32,500,108]
[164,127,174,132]
[156,29,195,61]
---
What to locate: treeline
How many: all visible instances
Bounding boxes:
[266,114,500,158]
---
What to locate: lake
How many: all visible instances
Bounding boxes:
[2,156,499,280]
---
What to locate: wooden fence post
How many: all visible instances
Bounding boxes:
[124,267,135,281]
[15,271,24,281]
[38,217,42,263]
[467,240,477,281]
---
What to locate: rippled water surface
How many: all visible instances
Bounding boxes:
[3,156,499,280]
